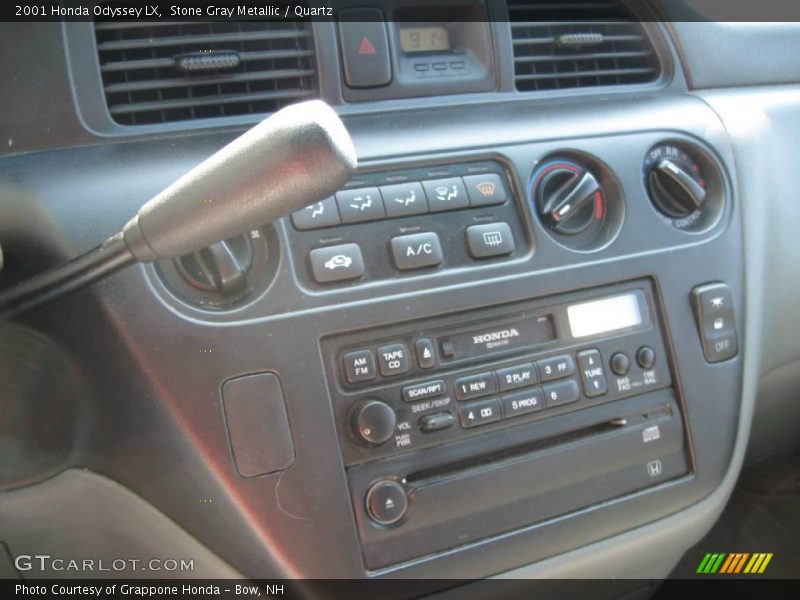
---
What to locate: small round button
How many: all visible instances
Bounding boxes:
[610,352,630,376]
[352,400,396,446]
[366,479,408,526]
[636,346,656,369]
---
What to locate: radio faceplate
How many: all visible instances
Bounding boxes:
[325,282,672,466]
[321,279,692,569]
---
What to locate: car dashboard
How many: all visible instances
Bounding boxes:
[0,0,799,591]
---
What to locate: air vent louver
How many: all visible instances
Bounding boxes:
[509,0,659,92]
[94,21,318,126]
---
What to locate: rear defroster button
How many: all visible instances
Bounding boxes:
[466,223,515,258]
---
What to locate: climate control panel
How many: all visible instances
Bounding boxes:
[284,160,528,289]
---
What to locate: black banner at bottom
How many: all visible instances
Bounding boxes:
[5,579,800,600]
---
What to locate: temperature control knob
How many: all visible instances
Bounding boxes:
[644,145,707,218]
[351,399,396,446]
[531,160,604,236]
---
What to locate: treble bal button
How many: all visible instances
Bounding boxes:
[351,399,397,446]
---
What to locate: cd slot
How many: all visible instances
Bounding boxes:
[349,390,689,570]
[405,417,640,487]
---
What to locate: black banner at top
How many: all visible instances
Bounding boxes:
[5,0,800,22]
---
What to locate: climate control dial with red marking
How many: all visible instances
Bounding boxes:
[531,159,605,236]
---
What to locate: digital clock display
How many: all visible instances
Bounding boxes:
[399,26,451,53]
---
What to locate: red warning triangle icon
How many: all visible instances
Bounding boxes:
[358,37,376,55]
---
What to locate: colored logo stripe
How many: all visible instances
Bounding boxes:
[697,552,773,574]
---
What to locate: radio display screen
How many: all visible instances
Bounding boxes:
[567,293,644,338]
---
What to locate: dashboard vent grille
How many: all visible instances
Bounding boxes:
[94,21,318,126]
[509,0,659,92]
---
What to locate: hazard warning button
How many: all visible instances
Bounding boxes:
[338,8,392,88]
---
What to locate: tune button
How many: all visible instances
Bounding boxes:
[365,480,408,526]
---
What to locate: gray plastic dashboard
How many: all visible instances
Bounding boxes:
[0,14,799,586]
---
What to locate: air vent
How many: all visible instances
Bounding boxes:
[509,0,659,92]
[94,21,318,126]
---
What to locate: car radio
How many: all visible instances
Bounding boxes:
[322,279,692,569]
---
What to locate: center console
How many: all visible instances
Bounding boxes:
[326,280,690,568]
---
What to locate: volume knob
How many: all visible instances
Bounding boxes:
[351,399,396,446]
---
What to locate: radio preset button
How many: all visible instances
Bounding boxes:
[542,379,581,408]
[402,379,446,403]
[537,355,576,382]
[501,388,544,418]
[342,349,376,383]
[454,372,498,401]
[496,362,537,391]
[419,412,455,433]
[377,343,410,377]
[415,338,436,369]
[577,349,608,398]
[458,398,502,429]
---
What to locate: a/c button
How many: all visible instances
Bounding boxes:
[391,232,443,270]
